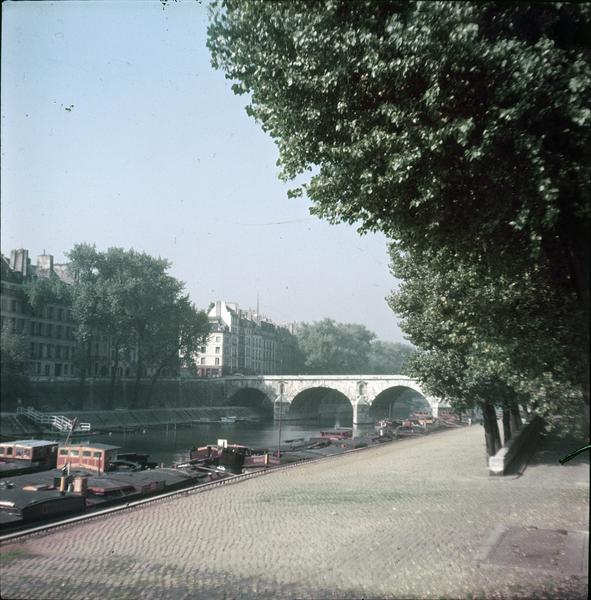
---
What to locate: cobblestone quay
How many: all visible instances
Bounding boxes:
[1,426,588,599]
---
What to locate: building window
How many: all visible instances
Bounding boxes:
[200,358,205,365]
[215,347,220,354]
[47,306,54,320]
[44,364,50,376]
[59,449,68,456]
[215,336,220,342]
[215,358,220,365]
[200,346,206,353]
[70,450,79,457]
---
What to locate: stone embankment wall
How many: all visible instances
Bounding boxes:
[9,378,228,412]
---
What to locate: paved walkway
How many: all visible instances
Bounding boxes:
[1,426,588,599]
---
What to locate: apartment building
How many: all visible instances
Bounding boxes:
[194,300,299,377]
[1,249,77,378]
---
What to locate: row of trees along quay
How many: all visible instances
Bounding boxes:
[207,1,590,453]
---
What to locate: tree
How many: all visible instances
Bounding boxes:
[388,244,587,452]
[208,1,590,433]
[367,340,414,375]
[22,276,72,314]
[67,244,210,408]
[143,296,210,402]
[295,319,375,374]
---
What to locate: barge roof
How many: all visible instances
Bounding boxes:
[0,440,58,448]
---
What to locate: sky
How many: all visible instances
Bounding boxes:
[1,0,406,343]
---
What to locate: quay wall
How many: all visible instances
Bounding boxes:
[9,378,228,412]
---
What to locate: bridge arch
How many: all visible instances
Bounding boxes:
[370,386,431,420]
[288,387,353,422]
[226,386,274,419]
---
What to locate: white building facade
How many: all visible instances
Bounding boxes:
[194,301,298,377]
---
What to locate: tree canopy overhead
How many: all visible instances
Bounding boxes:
[208,2,590,434]
[208,0,589,304]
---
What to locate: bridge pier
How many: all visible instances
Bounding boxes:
[353,396,373,425]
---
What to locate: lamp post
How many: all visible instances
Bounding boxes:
[277,359,285,460]
[277,382,285,459]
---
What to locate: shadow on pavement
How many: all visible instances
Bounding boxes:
[505,429,589,477]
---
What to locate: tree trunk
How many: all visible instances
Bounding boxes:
[133,341,143,411]
[510,403,523,436]
[146,365,165,406]
[502,406,512,446]
[482,401,502,457]
[79,338,92,411]
[108,341,120,411]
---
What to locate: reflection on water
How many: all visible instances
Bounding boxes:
[91,418,374,466]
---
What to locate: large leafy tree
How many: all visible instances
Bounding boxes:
[389,243,587,450]
[68,244,210,408]
[368,340,414,375]
[143,296,210,402]
[208,1,590,431]
[296,319,375,374]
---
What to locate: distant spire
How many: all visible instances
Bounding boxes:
[256,293,260,316]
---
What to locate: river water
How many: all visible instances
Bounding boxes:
[91,418,376,466]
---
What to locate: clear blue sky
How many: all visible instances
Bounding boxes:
[1,0,406,343]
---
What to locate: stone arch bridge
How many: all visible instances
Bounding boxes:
[222,375,442,424]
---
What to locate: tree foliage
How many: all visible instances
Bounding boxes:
[208,1,590,440]
[208,2,589,288]
[295,318,413,375]
[67,244,210,405]
[296,319,375,374]
[389,244,587,446]
[22,276,72,315]
[368,340,415,375]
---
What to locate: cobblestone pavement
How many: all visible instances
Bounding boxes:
[1,426,588,599]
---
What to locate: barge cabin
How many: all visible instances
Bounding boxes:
[319,428,353,440]
[57,443,120,474]
[0,440,59,477]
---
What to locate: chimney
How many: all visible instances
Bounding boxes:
[37,253,54,274]
[9,249,29,277]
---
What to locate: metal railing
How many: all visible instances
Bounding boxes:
[16,406,91,432]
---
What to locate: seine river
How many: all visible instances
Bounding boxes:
[91,418,376,466]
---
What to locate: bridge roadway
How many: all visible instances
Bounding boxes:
[223,374,444,422]
[1,426,588,599]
